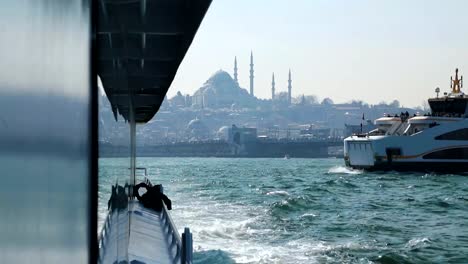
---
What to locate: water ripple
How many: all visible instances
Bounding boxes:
[99,157,468,263]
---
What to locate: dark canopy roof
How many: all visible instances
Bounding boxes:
[97,0,211,123]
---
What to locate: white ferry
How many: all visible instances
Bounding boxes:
[344,69,468,172]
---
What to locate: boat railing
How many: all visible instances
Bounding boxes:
[128,167,148,177]
[393,122,410,136]
[98,210,111,263]
[160,203,193,264]
[386,121,404,135]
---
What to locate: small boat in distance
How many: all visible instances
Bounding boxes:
[344,69,468,172]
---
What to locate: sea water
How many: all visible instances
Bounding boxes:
[99,158,468,263]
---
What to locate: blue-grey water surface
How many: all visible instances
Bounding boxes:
[99,158,468,264]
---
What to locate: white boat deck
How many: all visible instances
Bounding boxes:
[99,200,182,264]
[128,202,174,264]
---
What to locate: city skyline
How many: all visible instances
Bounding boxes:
[168,0,468,108]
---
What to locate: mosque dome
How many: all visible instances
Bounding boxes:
[217,125,230,140]
[207,70,232,83]
[186,118,209,139]
[192,70,255,108]
[202,70,241,95]
[187,118,205,130]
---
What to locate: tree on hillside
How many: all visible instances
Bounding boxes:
[321,97,334,105]
[304,95,319,104]
[276,92,289,103]
[351,100,364,106]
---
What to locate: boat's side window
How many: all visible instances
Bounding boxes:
[423,147,468,159]
[435,128,468,140]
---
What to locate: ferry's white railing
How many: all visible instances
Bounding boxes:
[160,203,193,264]
[128,167,148,177]
[386,121,403,135]
[98,210,111,263]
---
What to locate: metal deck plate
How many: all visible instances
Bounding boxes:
[100,201,178,264]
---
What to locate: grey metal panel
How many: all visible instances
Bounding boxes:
[0,0,93,263]
[97,0,212,123]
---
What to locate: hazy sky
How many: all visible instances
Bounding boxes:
[169,0,468,107]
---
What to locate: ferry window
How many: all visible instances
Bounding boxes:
[435,128,468,140]
[423,147,468,159]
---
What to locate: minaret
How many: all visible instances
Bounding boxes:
[288,69,292,105]
[233,56,238,84]
[271,72,275,100]
[249,51,254,96]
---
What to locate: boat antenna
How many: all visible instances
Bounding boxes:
[435,87,440,98]
[451,68,462,93]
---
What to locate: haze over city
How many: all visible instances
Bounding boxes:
[169,0,468,108]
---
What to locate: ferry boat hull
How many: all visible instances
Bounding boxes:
[344,69,468,173]
[344,119,468,173]
[345,159,468,173]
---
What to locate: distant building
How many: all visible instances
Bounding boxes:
[228,125,257,145]
[170,91,186,108]
[300,125,331,139]
[344,120,375,137]
[185,95,192,107]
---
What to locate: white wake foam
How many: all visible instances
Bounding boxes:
[328,166,362,175]
[406,237,431,248]
[266,190,290,196]
[300,212,318,218]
